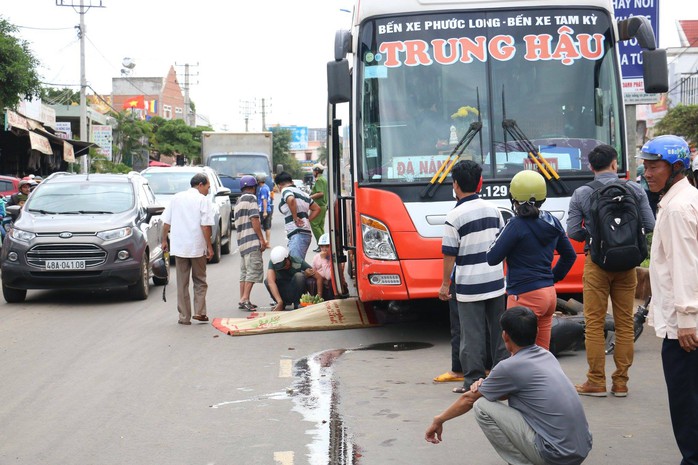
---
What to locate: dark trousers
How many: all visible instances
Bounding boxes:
[449,283,462,373]
[662,337,698,465]
[264,273,308,308]
[458,294,508,387]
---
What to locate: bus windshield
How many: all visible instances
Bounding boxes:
[357,7,624,185]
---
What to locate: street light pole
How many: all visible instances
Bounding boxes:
[56,0,105,173]
[79,0,87,173]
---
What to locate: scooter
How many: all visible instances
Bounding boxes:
[549,297,649,357]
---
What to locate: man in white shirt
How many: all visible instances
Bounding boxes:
[637,135,698,465]
[161,173,215,325]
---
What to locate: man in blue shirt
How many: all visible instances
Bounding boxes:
[256,174,273,244]
[426,306,593,465]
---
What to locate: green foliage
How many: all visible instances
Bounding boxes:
[654,105,698,144]
[150,119,212,165]
[41,87,80,105]
[317,145,328,166]
[90,153,132,174]
[109,110,152,166]
[271,128,303,177]
[0,17,42,111]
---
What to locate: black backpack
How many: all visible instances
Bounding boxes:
[586,180,648,272]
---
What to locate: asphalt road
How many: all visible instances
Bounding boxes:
[0,215,682,465]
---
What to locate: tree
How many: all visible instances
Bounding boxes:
[271,128,303,177]
[151,119,211,165]
[41,87,80,105]
[653,104,698,144]
[0,17,42,111]
[317,145,328,166]
[109,110,151,166]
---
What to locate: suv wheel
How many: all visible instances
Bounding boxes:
[221,222,232,255]
[3,284,27,303]
[128,254,150,300]
[210,228,222,264]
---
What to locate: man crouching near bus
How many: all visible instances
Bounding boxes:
[425,307,593,465]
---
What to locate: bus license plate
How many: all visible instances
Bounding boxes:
[45,260,86,271]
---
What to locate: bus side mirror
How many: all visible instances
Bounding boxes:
[618,16,656,49]
[617,16,668,94]
[328,59,351,104]
[642,49,668,93]
[335,30,352,60]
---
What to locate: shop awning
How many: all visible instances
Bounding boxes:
[5,109,94,158]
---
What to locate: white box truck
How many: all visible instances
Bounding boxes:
[201,131,274,203]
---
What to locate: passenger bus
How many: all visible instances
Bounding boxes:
[325,0,667,304]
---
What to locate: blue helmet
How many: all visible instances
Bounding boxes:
[240,175,258,189]
[637,135,690,169]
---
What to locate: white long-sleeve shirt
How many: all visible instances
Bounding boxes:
[649,178,698,338]
[162,188,215,258]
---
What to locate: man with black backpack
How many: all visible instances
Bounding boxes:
[567,144,655,398]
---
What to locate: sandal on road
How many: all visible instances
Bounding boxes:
[238,301,258,310]
[240,301,258,312]
[433,372,465,383]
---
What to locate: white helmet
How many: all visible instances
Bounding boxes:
[270,246,290,270]
[318,233,330,246]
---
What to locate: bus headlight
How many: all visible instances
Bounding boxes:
[361,215,397,260]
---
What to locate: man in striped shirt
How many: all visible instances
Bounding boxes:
[234,175,268,311]
[275,171,320,261]
[439,160,508,393]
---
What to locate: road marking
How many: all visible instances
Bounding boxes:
[279,358,293,378]
[273,451,294,464]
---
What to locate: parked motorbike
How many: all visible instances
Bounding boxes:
[549,297,649,357]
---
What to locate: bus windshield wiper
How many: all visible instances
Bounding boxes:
[421,90,483,199]
[501,87,568,196]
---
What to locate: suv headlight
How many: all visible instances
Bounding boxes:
[361,215,397,260]
[97,227,132,241]
[9,228,36,242]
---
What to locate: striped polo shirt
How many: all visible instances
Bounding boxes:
[234,193,261,256]
[442,194,505,302]
[278,186,314,238]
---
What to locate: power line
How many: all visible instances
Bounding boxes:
[41,81,80,87]
[84,35,150,97]
[668,36,698,65]
[87,85,118,113]
[16,25,74,31]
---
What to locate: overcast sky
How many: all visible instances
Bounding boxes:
[2,0,696,132]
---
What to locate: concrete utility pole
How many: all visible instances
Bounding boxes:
[239,99,256,132]
[260,98,271,131]
[56,0,105,173]
[626,104,638,181]
[176,63,198,126]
